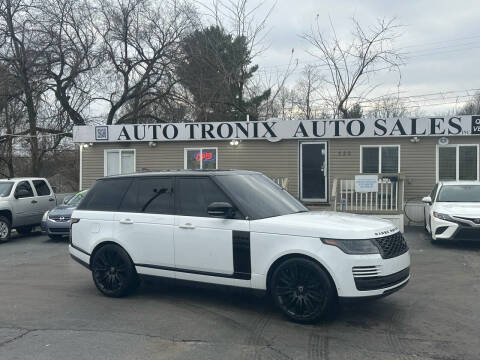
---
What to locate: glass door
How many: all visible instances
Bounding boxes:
[300,142,328,202]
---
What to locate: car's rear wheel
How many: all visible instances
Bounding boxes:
[91,244,139,297]
[270,257,337,323]
[16,226,33,235]
[0,216,11,243]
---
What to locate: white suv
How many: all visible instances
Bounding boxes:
[69,170,410,323]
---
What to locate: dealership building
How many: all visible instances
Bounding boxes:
[73,115,480,230]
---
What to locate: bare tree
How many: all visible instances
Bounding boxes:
[40,0,100,126]
[294,64,322,119]
[91,0,197,124]
[366,95,408,118]
[303,17,404,118]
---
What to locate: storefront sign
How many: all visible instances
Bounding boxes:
[355,175,379,193]
[73,116,478,143]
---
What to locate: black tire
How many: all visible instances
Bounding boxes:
[90,244,139,298]
[0,216,11,243]
[48,234,64,241]
[270,257,337,324]
[16,226,33,235]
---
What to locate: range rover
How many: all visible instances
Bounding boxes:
[69,170,410,323]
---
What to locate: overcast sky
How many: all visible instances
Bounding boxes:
[200,0,480,115]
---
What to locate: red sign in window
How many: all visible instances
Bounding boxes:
[195,152,215,162]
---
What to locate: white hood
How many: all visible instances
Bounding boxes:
[435,202,480,217]
[250,211,398,239]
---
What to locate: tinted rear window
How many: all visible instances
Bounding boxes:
[119,177,173,214]
[77,179,132,211]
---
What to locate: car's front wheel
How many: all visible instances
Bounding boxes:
[0,216,11,243]
[90,244,139,297]
[270,257,337,323]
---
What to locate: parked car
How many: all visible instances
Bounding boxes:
[41,190,88,240]
[423,181,480,242]
[69,170,410,323]
[0,178,57,242]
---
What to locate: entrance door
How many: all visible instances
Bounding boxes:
[300,142,328,202]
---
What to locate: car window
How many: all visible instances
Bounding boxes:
[216,174,308,220]
[66,191,88,206]
[120,177,173,214]
[0,182,14,197]
[77,179,132,211]
[175,177,233,217]
[32,180,51,196]
[436,185,480,202]
[15,181,34,198]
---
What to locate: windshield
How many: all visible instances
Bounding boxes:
[66,191,88,206]
[216,174,308,219]
[436,185,480,202]
[0,182,14,197]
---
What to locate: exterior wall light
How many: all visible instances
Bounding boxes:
[410,136,420,143]
[229,140,240,146]
[148,141,157,147]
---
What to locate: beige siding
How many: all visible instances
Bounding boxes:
[81,140,299,195]
[81,136,480,203]
[330,137,480,200]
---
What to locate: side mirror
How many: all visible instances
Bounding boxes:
[207,202,235,218]
[14,189,30,199]
[422,196,432,205]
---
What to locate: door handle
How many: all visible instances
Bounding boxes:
[49,198,55,202]
[31,200,38,204]
[179,223,195,229]
[119,219,134,225]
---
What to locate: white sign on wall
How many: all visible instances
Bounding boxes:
[355,175,379,193]
[73,115,480,143]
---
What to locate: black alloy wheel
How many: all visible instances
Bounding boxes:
[0,216,11,243]
[271,257,336,323]
[91,244,138,297]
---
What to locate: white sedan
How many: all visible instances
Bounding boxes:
[423,181,480,242]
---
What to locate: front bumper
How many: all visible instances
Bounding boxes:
[41,219,70,236]
[431,217,480,241]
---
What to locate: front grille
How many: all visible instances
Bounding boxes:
[354,267,410,291]
[452,228,480,241]
[372,232,408,259]
[49,215,71,222]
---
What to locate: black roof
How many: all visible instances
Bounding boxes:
[101,169,261,180]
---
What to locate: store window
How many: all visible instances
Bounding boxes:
[104,149,136,176]
[184,148,218,170]
[438,145,478,181]
[361,145,400,174]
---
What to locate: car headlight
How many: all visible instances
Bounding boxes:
[42,211,49,222]
[433,212,452,221]
[321,238,379,255]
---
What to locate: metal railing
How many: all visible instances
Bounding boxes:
[332,176,404,213]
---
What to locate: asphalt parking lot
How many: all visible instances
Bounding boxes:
[0,228,479,360]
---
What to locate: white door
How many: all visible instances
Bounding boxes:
[11,181,38,226]
[113,177,175,268]
[173,177,250,277]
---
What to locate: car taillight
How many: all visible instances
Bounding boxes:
[69,218,80,244]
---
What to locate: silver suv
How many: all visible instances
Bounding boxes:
[0,178,57,242]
